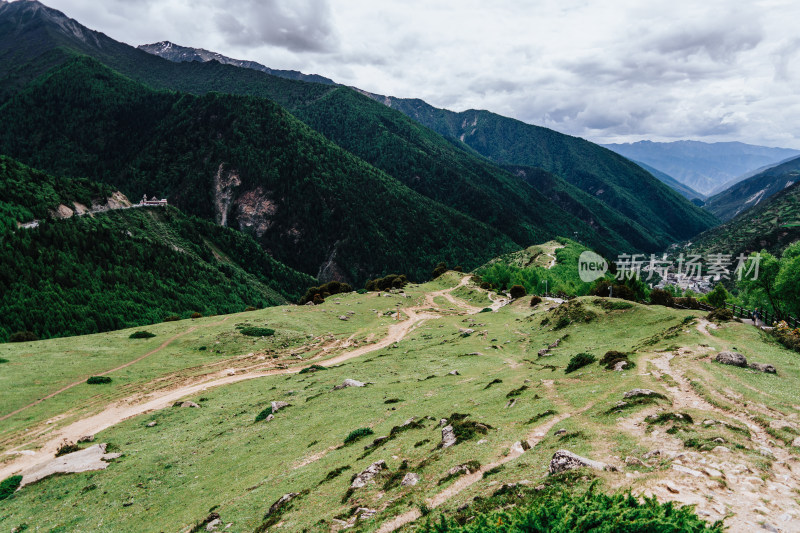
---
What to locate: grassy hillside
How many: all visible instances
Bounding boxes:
[0,57,518,283]
[1,273,797,531]
[705,156,800,221]
[684,181,800,259]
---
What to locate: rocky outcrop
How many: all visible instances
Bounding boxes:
[441,425,457,448]
[267,493,299,516]
[235,186,276,238]
[271,401,290,414]
[548,450,617,474]
[351,461,386,488]
[401,472,420,486]
[623,389,664,399]
[20,443,121,486]
[715,351,747,367]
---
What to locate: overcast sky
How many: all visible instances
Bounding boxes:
[35,0,800,148]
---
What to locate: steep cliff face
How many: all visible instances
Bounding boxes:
[213,163,241,227]
[235,187,277,238]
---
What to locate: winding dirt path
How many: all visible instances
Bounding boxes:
[0,278,477,481]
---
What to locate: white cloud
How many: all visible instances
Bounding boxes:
[36,0,800,148]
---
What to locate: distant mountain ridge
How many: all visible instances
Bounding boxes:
[602,140,800,195]
[704,155,800,221]
[138,41,335,85]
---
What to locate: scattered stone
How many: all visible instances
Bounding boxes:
[441,425,457,448]
[613,361,628,371]
[476,439,488,445]
[548,450,617,474]
[338,315,349,321]
[267,493,299,517]
[712,437,725,443]
[664,481,680,494]
[271,401,290,414]
[623,388,662,399]
[439,418,448,427]
[538,349,550,357]
[554,428,567,436]
[178,401,200,408]
[759,447,774,458]
[761,523,779,533]
[206,517,221,531]
[712,446,731,453]
[77,435,94,443]
[714,351,747,367]
[365,436,389,450]
[448,370,460,376]
[354,507,377,519]
[643,450,661,460]
[625,456,644,466]
[749,362,777,373]
[457,503,469,511]
[703,419,716,426]
[792,436,800,448]
[770,420,796,430]
[334,379,365,390]
[401,473,420,486]
[146,421,157,427]
[459,328,475,337]
[548,339,561,349]
[704,467,723,478]
[351,461,386,488]
[505,399,517,409]
[264,414,274,422]
[19,443,122,487]
[671,464,703,477]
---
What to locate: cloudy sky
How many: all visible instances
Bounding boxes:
[36,0,800,148]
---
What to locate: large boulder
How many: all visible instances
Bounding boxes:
[548,450,617,475]
[401,472,420,486]
[749,362,777,374]
[267,493,299,516]
[715,351,747,367]
[623,389,664,399]
[351,461,386,488]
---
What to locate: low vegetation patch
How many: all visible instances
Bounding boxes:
[344,427,374,445]
[0,475,22,501]
[365,274,408,292]
[417,485,723,532]
[298,364,327,374]
[707,308,734,322]
[598,350,635,370]
[129,330,156,339]
[565,352,596,373]
[239,327,275,337]
[384,398,403,404]
[8,330,38,342]
[594,298,634,311]
[526,409,557,424]
[484,378,503,389]
[446,413,491,444]
[55,440,81,457]
[506,385,528,398]
[551,301,597,330]
[646,412,694,434]
[86,376,112,385]
[320,466,351,484]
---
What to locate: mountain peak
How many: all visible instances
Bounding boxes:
[0,0,102,47]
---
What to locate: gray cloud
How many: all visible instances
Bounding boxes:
[214,0,337,53]
[32,0,800,148]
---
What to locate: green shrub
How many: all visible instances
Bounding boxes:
[365,274,408,292]
[239,327,275,337]
[530,295,542,306]
[565,352,596,373]
[244,306,257,312]
[254,407,273,422]
[706,283,730,308]
[164,315,180,322]
[649,288,674,307]
[707,308,733,322]
[0,357,8,364]
[344,427,374,445]
[506,385,528,398]
[86,376,112,384]
[0,475,22,501]
[55,441,81,457]
[432,262,448,279]
[8,331,38,342]
[190,312,203,319]
[509,285,527,299]
[129,330,156,339]
[298,364,327,374]
[598,350,634,370]
[417,485,723,532]
[480,281,492,290]
[299,281,353,304]
[480,307,492,313]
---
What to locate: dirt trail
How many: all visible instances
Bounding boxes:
[0,278,477,481]
[545,244,564,270]
[645,348,800,531]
